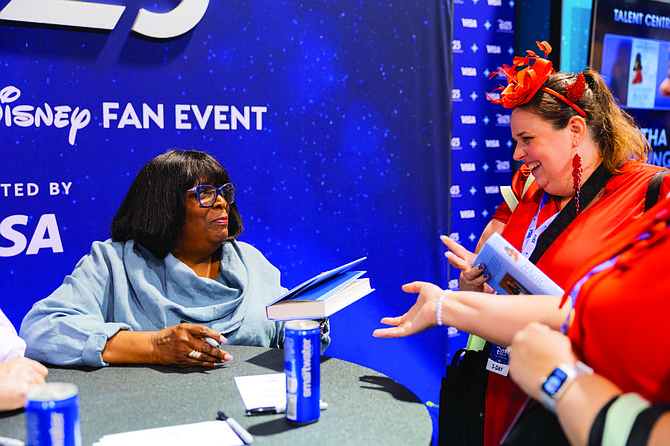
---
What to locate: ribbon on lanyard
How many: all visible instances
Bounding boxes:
[487,193,562,377]
[559,256,618,334]
[522,193,560,258]
[559,223,666,333]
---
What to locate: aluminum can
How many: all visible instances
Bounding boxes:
[284,319,321,423]
[25,383,82,446]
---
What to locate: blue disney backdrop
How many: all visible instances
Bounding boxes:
[1,0,457,413]
[1,3,518,440]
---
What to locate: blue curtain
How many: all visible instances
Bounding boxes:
[0,0,456,422]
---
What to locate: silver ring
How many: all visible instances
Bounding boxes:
[188,350,202,360]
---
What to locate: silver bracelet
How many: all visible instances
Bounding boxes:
[436,289,452,326]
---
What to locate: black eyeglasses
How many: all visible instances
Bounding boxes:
[187,183,236,207]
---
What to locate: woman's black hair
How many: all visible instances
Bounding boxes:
[111,149,243,259]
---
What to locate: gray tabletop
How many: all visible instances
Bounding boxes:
[0,346,431,445]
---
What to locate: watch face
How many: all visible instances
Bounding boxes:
[543,368,568,396]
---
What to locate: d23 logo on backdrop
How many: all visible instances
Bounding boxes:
[0,0,209,39]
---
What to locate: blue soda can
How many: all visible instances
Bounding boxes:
[25,383,82,446]
[284,319,321,424]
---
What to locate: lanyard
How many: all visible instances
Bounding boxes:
[522,193,560,258]
[559,222,667,333]
[560,256,618,334]
[488,194,560,377]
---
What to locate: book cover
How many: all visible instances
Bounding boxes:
[473,233,564,377]
[473,232,564,297]
[266,257,374,321]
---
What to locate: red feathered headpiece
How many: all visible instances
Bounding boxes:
[487,41,586,117]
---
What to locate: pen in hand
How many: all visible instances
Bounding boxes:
[217,411,254,445]
[179,320,225,351]
[204,337,221,349]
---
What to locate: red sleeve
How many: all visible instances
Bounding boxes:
[658,170,670,199]
[565,194,670,402]
[492,165,533,224]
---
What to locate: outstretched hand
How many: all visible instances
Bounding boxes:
[373,281,446,338]
[441,235,490,292]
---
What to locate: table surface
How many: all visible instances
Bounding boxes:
[0,346,431,445]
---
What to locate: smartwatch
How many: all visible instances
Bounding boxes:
[540,361,594,412]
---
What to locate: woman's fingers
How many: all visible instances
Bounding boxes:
[374,281,445,339]
[185,327,233,365]
[185,344,232,366]
[195,339,233,363]
[445,251,469,270]
[379,316,403,326]
[441,235,467,256]
[401,281,430,294]
[155,323,234,367]
[462,263,485,280]
[185,323,227,345]
[458,263,488,292]
[441,235,477,267]
[373,326,405,338]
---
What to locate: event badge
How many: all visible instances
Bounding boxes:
[486,343,510,376]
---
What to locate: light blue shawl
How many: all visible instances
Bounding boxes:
[20,239,289,367]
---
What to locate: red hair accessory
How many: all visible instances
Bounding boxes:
[566,72,586,103]
[487,41,587,117]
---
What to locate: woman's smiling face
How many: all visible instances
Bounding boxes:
[511,107,575,197]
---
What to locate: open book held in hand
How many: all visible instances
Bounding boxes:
[266,257,374,320]
[473,232,564,296]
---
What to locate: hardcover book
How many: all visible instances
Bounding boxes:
[266,257,374,321]
[473,232,564,297]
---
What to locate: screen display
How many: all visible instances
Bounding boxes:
[542,367,569,395]
[589,0,670,166]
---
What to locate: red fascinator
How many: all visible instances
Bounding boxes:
[487,41,586,117]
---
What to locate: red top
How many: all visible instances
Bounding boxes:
[566,193,670,403]
[483,160,670,446]
[494,161,670,287]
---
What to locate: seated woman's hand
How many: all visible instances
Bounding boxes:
[0,357,48,411]
[151,323,233,367]
[441,235,491,292]
[373,281,446,338]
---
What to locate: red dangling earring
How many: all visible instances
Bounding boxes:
[572,154,582,213]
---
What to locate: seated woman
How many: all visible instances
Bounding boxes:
[21,149,316,368]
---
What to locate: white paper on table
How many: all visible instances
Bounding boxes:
[233,373,286,410]
[92,420,244,446]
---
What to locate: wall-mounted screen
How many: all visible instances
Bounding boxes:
[589,0,670,166]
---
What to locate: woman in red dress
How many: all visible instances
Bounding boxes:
[374,196,670,444]
[375,41,670,445]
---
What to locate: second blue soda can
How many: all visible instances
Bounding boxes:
[284,319,321,424]
[25,382,82,446]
